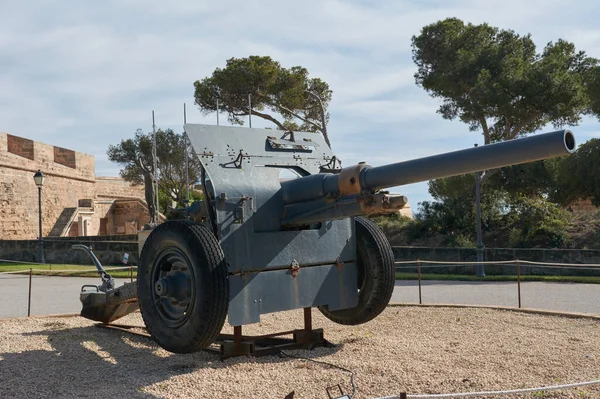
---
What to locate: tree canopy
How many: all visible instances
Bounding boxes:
[411,18,597,145]
[589,66,600,117]
[107,129,202,210]
[556,138,600,206]
[193,56,333,147]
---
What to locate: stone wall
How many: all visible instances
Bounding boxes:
[96,177,145,199]
[0,133,96,240]
[0,133,149,240]
[393,246,600,276]
[112,200,151,234]
[0,238,139,266]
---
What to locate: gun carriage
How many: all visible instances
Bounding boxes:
[79,125,576,355]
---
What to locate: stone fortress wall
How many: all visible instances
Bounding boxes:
[0,133,151,240]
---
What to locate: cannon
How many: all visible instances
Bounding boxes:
[80,125,576,354]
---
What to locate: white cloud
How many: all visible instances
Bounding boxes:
[0,0,599,213]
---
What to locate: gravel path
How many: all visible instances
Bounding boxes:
[1,307,599,398]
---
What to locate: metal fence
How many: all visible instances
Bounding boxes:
[2,257,600,318]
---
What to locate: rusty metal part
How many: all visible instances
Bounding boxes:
[304,307,312,331]
[97,306,332,360]
[358,192,408,215]
[337,163,369,196]
[336,258,344,272]
[290,259,300,278]
[326,384,346,399]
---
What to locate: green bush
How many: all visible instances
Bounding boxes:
[504,196,570,248]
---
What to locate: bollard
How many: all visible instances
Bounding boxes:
[517,260,522,308]
[417,259,422,305]
[28,268,32,317]
[130,265,133,283]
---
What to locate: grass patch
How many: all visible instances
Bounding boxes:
[396,272,600,284]
[0,263,136,279]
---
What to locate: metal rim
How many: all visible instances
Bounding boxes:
[150,248,197,328]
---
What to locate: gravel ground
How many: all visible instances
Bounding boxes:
[1,306,600,399]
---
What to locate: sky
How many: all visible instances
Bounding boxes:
[1,0,600,213]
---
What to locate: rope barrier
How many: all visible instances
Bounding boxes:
[0,259,44,265]
[376,378,600,398]
[0,266,137,275]
[0,270,32,275]
[394,259,600,268]
[395,264,600,272]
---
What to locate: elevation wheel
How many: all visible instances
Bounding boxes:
[138,220,228,353]
[318,216,395,325]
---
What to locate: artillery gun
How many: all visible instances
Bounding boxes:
[80,125,576,355]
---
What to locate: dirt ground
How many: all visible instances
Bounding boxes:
[1,306,599,398]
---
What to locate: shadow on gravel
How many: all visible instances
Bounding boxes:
[0,321,344,398]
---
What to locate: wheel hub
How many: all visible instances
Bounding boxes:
[154,273,189,302]
[151,248,196,327]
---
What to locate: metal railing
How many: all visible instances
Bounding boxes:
[395,259,600,308]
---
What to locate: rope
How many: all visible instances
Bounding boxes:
[394,259,600,268]
[0,270,32,275]
[279,350,357,398]
[0,259,44,265]
[376,378,600,398]
[395,264,600,272]
[0,266,136,275]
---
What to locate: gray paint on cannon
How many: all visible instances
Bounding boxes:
[185,125,358,326]
[185,125,576,326]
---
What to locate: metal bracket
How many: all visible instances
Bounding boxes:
[72,245,115,292]
[233,150,246,168]
[326,384,349,399]
[319,156,342,174]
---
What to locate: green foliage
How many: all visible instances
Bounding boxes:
[193,56,332,145]
[407,18,598,249]
[488,158,563,199]
[107,129,202,208]
[504,196,570,248]
[409,170,574,248]
[370,212,412,232]
[588,66,600,117]
[454,234,476,248]
[412,18,596,144]
[556,138,600,206]
[413,174,507,246]
[163,190,204,221]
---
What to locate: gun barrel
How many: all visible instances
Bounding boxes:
[281,129,575,206]
[362,129,575,191]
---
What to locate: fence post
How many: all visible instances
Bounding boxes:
[130,265,133,283]
[517,260,522,309]
[417,258,422,305]
[28,268,32,317]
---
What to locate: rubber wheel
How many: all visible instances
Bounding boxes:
[138,220,228,353]
[318,216,395,325]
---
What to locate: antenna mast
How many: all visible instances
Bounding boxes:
[152,110,160,225]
